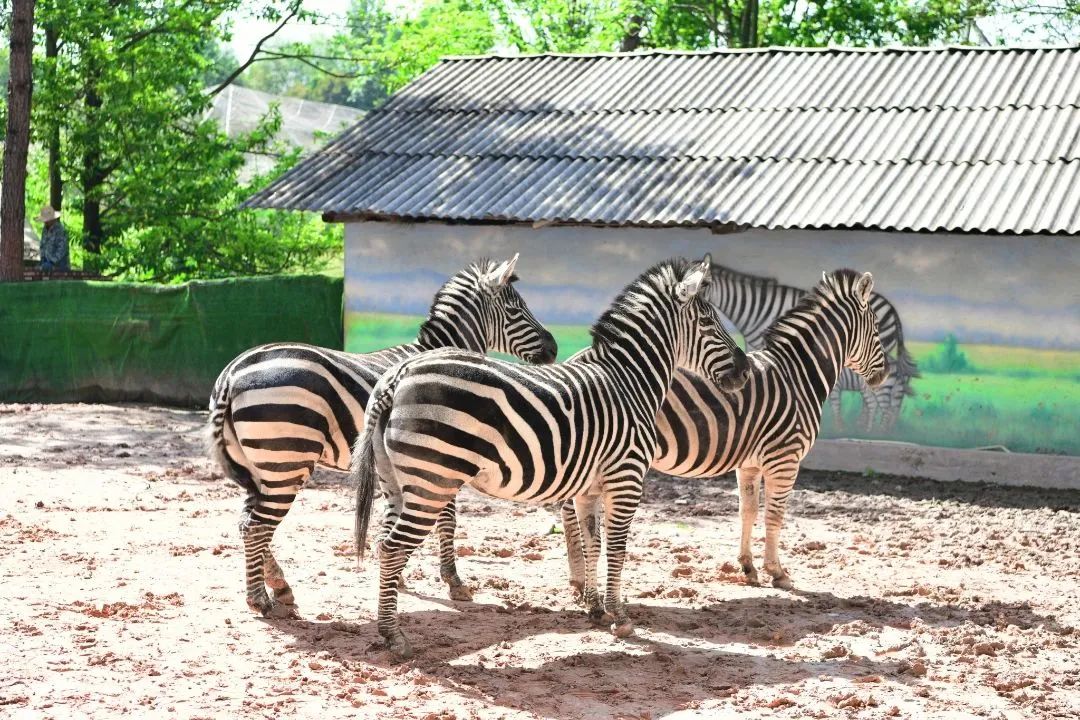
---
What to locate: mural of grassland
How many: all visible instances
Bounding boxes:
[348,312,1078,456]
[822,338,1080,456]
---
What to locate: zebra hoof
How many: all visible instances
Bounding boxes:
[247,590,274,616]
[385,633,413,661]
[266,601,297,619]
[610,619,634,638]
[272,587,296,606]
[771,575,794,591]
[743,570,761,587]
[587,605,608,625]
[448,584,474,602]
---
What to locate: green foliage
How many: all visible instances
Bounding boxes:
[922,334,973,374]
[485,0,627,52]
[372,0,497,94]
[26,0,341,282]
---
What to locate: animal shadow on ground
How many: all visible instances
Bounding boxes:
[777,469,1080,513]
[264,581,1072,719]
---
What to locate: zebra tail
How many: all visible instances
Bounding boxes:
[352,422,378,561]
[353,368,403,561]
[892,324,921,382]
[206,374,259,505]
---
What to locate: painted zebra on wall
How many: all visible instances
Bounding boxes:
[614,269,888,591]
[352,257,751,658]
[207,256,557,618]
[709,264,918,431]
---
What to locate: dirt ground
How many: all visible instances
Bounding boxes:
[2,403,1078,719]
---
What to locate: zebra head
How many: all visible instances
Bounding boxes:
[826,269,889,388]
[418,255,558,364]
[674,255,751,392]
[480,255,559,364]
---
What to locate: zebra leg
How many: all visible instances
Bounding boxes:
[857,384,877,432]
[883,375,907,431]
[761,463,799,591]
[574,494,606,624]
[376,489,408,591]
[377,479,463,660]
[601,480,643,638]
[241,517,294,618]
[561,499,587,601]
[436,500,473,601]
[263,552,295,607]
[736,467,761,586]
[376,520,434,660]
[828,388,844,429]
[238,467,310,617]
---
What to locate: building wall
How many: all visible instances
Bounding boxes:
[345,221,1079,456]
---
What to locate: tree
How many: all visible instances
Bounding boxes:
[25,0,341,281]
[483,0,996,52]
[0,0,36,282]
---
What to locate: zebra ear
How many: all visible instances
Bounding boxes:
[856,272,874,307]
[484,253,519,291]
[676,262,707,303]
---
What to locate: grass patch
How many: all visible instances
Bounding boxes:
[823,373,1080,455]
[346,315,597,361]
[345,313,422,353]
[908,341,1079,380]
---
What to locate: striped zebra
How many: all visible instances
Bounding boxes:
[586,268,887,591]
[207,256,557,618]
[352,256,751,658]
[710,264,918,431]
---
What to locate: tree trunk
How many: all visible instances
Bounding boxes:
[621,14,645,52]
[82,66,104,254]
[46,24,62,211]
[0,0,37,282]
[738,0,759,48]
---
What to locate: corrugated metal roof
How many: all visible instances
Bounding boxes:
[246,46,1080,234]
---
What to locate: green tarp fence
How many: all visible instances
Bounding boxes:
[0,275,343,407]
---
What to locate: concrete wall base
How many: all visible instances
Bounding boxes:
[803,440,1080,491]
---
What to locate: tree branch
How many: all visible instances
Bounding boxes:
[259,50,378,78]
[207,2,303,97]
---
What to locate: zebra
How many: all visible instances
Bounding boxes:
[709,264,918,431]
[561,269,888,592]
[352,256,751,658]
[207,256,558,618]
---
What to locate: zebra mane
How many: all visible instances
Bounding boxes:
[761,268,861,349]
[416,259,518,343]
[590,258,705,349]
[710,263,780,287]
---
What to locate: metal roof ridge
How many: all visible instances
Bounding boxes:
[370,103,1080,114]
[295,150,1080,167]
[439,44,1080,62]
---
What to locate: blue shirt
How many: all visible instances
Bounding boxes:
[40,222,70,271]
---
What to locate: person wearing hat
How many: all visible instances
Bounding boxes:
[37,205,70,272]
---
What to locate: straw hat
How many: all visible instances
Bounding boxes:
[36,205,61,223]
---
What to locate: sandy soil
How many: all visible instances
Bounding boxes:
[2,403,1078,719]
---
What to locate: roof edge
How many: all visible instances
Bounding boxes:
[440,44,1080,62]
[317,212,1077,237]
